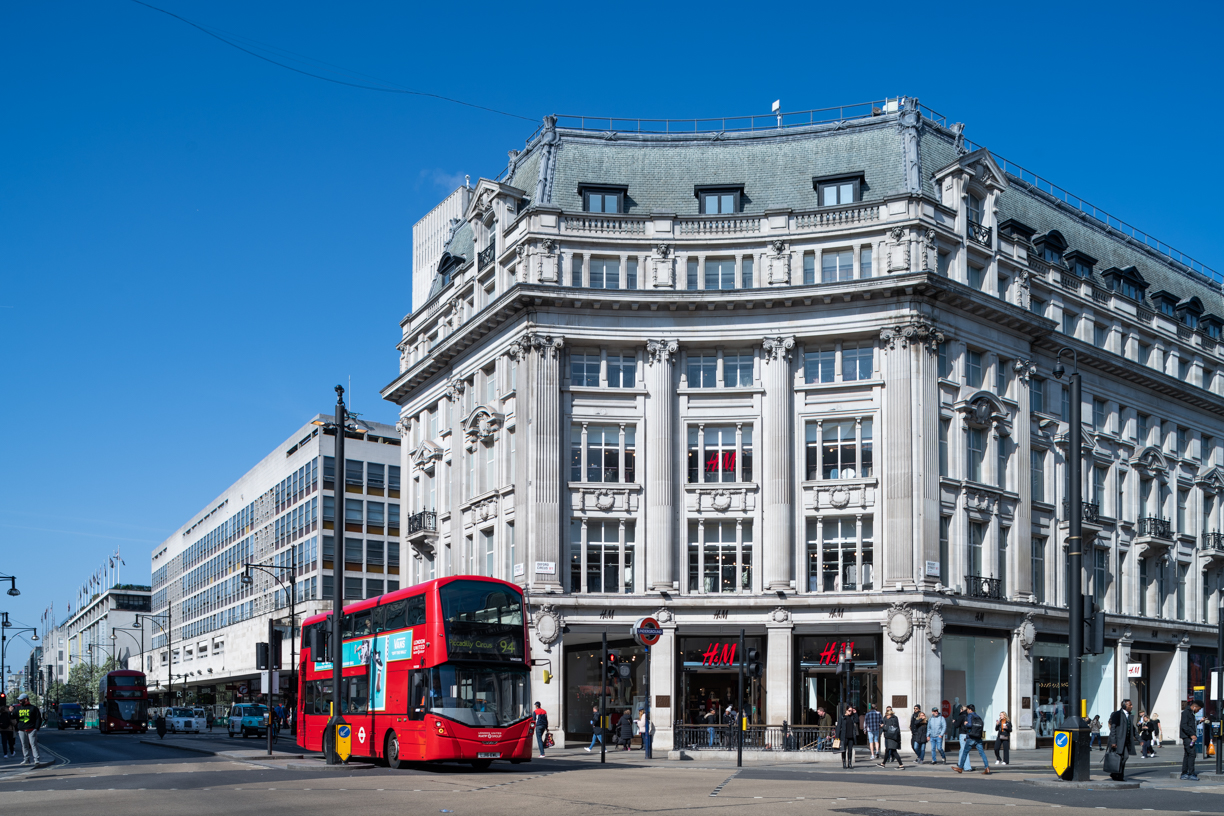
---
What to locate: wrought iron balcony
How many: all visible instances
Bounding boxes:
[477,244,495,271]
[406,510,438,536]
[1062,500,1100,524]
[964,574,1003,600]
[1138,516,1172,540]
[1202,532,1224,552]
[968,221,992,247]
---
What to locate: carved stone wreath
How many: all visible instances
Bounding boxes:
[655,607,674,624]
[926,602,945,651]
[533,604,561,646]
[829,488,851,509]
[710,490,732,512]
[595,489,616,511]
[1017,612,1037,655]
[770,607,791,624]
[885,602,914,650]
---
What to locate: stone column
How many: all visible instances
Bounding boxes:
[878,318,945,588]
[443,376,467,577]
[761,336,796,591]
[646,340,678,591]
[1013,358,1037,600]
[765,609,793,725]
[652,609,678,752]
[515,331,564,591]
[1012,613,1037,748]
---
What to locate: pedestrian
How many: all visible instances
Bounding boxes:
[953,704,990,774]
[14,693,43,766]
[1138,712,1153,758]
[638,708,652,756]
[619,709,635,751]
[703,705,718,747]
[1149,712,1163,756]
[816,706,833,750]
[909,705,923,757]
[585,705,603,752]
[532,701,549,757]
[206,709,214,732]
[927,707,947,764]
[0,696,15,758]
[837,704,858,769]
[994,711,1012,765]
[877,706,906,769]
[1089,715,1102,750]
[864,704,882,758]
[156,710,167,740]
[1180,701,1202,781]
[954,705,971,770]
[912,709,928,764]
[1106,698,1136,781]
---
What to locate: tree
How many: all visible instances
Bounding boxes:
[63,657,120,707]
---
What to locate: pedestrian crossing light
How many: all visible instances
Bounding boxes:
[746,648,762,679]
[605,652,620,680]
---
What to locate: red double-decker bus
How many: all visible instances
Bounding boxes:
[98,669,149,733]
[298,576,532,769]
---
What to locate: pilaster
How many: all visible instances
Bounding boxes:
[765,609,793,725]
[517,331,564,591]
[761,335,795,590]
[646,340,678,591]
[1013,358,1037,599]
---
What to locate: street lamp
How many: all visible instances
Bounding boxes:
[242,547,300,746]
[0,614,39,701]
[136,612,172,706]
[0,574,19,597]
[1053,348,1090,781]
[311,384,368,764]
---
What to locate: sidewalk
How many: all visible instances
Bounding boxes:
[140,732,306,761]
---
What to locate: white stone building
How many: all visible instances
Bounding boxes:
[45,585,153,687]
[382,98,1224,750]
[147,414,402,708]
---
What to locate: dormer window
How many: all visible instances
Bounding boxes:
[1150,290,1178,318]
[967,193,984,225]
[580,185,626,214]
[1064,250,1097,279]
[812,172,865,207]
[695,185,744,214]
[1101,265,1147,302]
[997,218,1036,244]
[1177,297,1204,329]
[1032,230,1068,268]
[1202,316,1222,340]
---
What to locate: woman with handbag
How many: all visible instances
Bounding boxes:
[837,704,859,769]
[877,706,906,769]
[912,710,929,764]
[994,711,1012,765]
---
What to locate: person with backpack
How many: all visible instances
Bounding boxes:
[532,702,549,757]
[877,706,906,769]
[953,704,991,774]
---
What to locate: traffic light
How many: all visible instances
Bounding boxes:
[605,651,620,680]
[311,626,328,662]
[1083,596,1105,655]
[746,648,763,678]
[255,641,270,671]
[272,628,284,670]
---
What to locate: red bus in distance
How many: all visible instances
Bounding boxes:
[98,669,149,733]
[297,576,532,769]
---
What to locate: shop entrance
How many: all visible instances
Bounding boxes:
[795,635,881,737]
[681,671,764,725]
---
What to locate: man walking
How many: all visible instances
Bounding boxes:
[14,693,44,767]
[954,705,971,770]
[1107,699,1137,781]
[953,704,990,774]
[927,707,947,764]
[864,704,882,759]
[1180,701,1202,781]
[585,705,603,752]
[532,701,549,757]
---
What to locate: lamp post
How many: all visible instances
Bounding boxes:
[112,626,143,671]
[310,385,369,764]
[0,574,19,596]
[136,612,172,707]
[1053,348,1090,781]
[0,615,39,701]
[242,548,300,745]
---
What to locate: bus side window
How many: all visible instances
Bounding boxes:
[341,613,355,640]
[407,595,427,627]
[352,609,372,637]
[383,600,407,631]
[408,670,427,721]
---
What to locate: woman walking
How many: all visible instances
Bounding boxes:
[1089,715,1102,750]
[1139,712,1154,758]
[912,709,929,764]
[838,704,859,769]
[994,711,1012,765]
[618,709,635,751]
[877,706,906,769]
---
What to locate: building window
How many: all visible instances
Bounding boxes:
[697,188,740,214]
[688,424,752,483]
[570,424,635,484]
[686,353,717,387]
[968,264,984,290]
[742,256,755,288]
[1060,385,1071,422]
[822,249,854,283]
[1092,548,1107,605]
[1093,466,1107,509]
[1177,564,1188,620]
[1139,557,1149,617]
[803,252,815,285]
[705,258,735,290]
[1093,399,1107,431]
[1031,450,1046,502]
[997,526,1009,593]
[939,419,950,477]
[816,176,860,207]
[723,352,754,387]
[344,577,363,600]
[1032,536,1046,604]
[806,517,873,592]
[570,255,583,286]
[939,516,951,585]
[965,350,983,388]
[1062,310,1078,336]
[582,188,623,214]
[997,438,1010,490]
[938,343,951,379]
[1032,378,1045,413]
[860,246,873,278]
[805,418,873,480]
[571,354,600,387]
[607,353,636,388]
[967,428,985,483]
[1030,296,1046,316]
[804,349,836,383]
[996,358,1009,396]
[968,521,985,576]
[967,193,983,226]
[1094,323,1109,348]
[589,258,621,289]
[1178,488,1189,533]
[936,251,950,276]
[842,345,873,381]
[686,258,698,290]
[345,499,363,528]
[689,520,752,593]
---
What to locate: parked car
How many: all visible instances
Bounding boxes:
[227,704,269,738]
[165,706,207,733]
[50,702,86,730]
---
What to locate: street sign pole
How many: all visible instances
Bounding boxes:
[1217,604,1223,776]
[644,645,651,759]
[600,631,607,765]
[737,628,744,768]
[632,616,662,760]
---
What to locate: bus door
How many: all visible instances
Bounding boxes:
[342,673,374,757]
[398,668,428,761]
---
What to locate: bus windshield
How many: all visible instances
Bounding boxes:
[107,700,148,722]
[427,664,529,727]
[109,676,142,686]
[439,580,525,663]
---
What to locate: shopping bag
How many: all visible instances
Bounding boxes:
[832,738,842,750]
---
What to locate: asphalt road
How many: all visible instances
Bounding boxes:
[1,730,1220,816]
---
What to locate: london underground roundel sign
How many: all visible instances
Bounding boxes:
[633,616,663,647]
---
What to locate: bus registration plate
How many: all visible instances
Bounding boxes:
[477,752,501,758]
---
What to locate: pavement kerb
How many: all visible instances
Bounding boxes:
[138,739,304,760]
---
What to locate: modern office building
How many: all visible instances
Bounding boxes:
[384,97,1223,750]
[147,414,402,708]
[44,584,153,687]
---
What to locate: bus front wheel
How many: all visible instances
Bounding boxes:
[385,731,406,770]
[471,759,492,771]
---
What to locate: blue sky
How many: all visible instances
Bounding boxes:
[1,0,1220,665]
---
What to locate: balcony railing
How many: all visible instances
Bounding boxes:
[1138,517,1172,540]
[1062,500,1101,524]
[794,205,880,232]
[561,215,646,235]
[477,245,495,271]
[673,723,836,752]
[406,510,438,536]
[964,574,1003,600]
[677,216,761,236]
[1202,532,1224,552]
[968,221,992,247]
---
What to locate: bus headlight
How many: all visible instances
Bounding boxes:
[432,719,449,737]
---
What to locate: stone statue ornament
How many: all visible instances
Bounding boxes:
[646,339,679,365]
[926,602,945,652]
[533,604,562,647]
[1017,612,1037,655]
[878,318,945,353]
